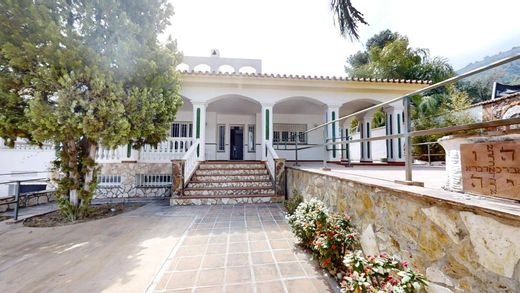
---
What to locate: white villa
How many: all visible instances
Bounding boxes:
[1,52,429,203]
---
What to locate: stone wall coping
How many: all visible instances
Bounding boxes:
[288,166,520,222]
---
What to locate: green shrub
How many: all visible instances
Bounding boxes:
[287,199,428,292]
[284,190,304,215]
[312,214,359,274]
[341,251,428,292]
[287,198,329,245]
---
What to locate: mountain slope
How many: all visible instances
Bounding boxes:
[457,46,520,84]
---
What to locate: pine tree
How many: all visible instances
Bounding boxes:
[0,0,182,220]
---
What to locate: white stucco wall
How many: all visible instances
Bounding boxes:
[0,140,55,197]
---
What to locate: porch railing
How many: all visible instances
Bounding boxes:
[140,137,193,162]
[266,142,278,184]
[96,145,125,163]
[182,139,200,185]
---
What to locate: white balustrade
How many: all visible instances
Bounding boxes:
[95,145,124,163]
[139,138,193,162]
[182,139,200,185]
[266,141,278,183]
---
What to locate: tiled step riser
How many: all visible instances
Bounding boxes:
[171,196,283,205]
[199,164,266,170]
[192,175,271,182]
[187,181,273,189]
[195,169,268,176]
[184,189,275,196]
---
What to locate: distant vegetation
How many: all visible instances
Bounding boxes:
[457,46,520,103]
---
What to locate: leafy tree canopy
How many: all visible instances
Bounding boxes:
[0,0,182,219]
[345,30,455,83]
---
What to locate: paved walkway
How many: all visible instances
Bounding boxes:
[149,204,335,293]
[0,202,335,293]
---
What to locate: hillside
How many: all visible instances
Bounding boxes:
[457,46,520,84]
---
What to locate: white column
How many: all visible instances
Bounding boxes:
[360,112,373,162]
[386,103,405,162]
[192,102,207,161]
[261,104,273,160]
[326,105,341,161]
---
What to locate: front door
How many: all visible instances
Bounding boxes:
[230,126,244,160]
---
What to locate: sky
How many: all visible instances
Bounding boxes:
[166,0,520,77]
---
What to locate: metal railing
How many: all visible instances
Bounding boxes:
[292,52,520,183]
[0,177,50,221]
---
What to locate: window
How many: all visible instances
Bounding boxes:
[171,122,192,138]
[248,125,255,152]
[273,124,307,144]
[97,175,122,187]
[136,174,171,187]
[217,124,225,152]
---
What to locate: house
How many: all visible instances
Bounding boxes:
[0,52,428,202]
[94,53,428,203]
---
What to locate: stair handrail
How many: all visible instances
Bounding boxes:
[265,141,278,184]
[182,139,200,185]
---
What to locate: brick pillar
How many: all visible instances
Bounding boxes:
[172,159,184,196]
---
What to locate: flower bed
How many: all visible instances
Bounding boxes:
[287,198,428,292]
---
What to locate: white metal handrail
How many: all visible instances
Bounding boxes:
[266,141,278,183]
[182,139,200,185]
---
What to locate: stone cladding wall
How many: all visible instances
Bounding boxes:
[0,190,55,212]
[96,162,171,198]
[287,167,520,293]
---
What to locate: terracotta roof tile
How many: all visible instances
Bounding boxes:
[179,70,432,84]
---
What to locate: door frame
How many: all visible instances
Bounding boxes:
[229,124,245,160]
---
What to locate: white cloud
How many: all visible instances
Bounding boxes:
[166,0,520,76]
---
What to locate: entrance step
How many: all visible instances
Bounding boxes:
[172,161,277,205]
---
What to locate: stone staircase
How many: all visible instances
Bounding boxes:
[170,161,283,205]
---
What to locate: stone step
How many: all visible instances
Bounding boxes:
[198,163,266,170]
[187,180,273,189]
[191,174,271,182]
[195,169,268,176]
[171,195,283,205]
[183,186,275,196]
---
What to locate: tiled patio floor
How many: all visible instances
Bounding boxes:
[149,204,336,293]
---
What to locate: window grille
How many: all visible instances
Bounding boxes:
[273,123,307,144]
[97,175,122,187]
[136,174,172,187]
[171,122,193,138]
[217,124,226,151]
[248,125,255,152]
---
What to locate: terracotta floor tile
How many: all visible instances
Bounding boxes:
[196,268,225,287]
[250,240,270,252]
[206,244,227,255]
[228,242,249,253]
[277,262,306,278]
[285,279,320,293]
[201,254,226,269]
[183,236,210,245]
[299,261,321,277]
[209,235,228,244]
[250,252,275,265]
[255,281,285,293]
[248,233,266,241]
[225,266,253,283]
[194,285,224,293]
[252,264,280,282]
[175,256,203,271]
[176,244,206,257]
[226,253,250,267]
[225,283,255,293]
[229,233,248,243]
[272,250,298,262]
[270,239,291,250]
[166,270,198,290]
[154,272,172,290]
[311,278,334,292]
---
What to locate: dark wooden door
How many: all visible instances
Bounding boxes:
[230,126,244,160]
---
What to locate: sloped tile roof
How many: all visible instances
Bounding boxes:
[180,70,432,84]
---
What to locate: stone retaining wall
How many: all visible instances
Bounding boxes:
[96,162,171,198]
[0,190,55,212]
[287,167,520,292]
